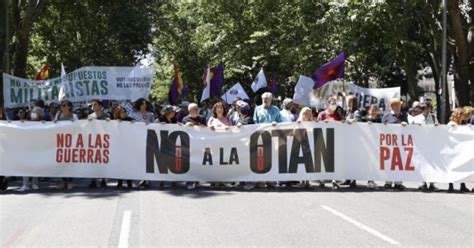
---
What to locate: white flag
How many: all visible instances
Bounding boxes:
[200,65,211,103]
[58,64,67,100]
[292,75,315,107]
[251,67,267,92]
[221,82,249,104]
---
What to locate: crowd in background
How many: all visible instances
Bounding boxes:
[0,92,473,193]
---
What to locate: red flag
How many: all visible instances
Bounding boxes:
[35,64,50,80]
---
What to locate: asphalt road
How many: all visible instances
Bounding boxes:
[1,180,473,247]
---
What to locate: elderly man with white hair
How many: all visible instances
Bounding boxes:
[246,93,281,189]
[253,92,282,124]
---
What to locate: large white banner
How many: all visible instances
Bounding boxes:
[3,66,153,108]
[348,83,400,111]
[0,120,472,182]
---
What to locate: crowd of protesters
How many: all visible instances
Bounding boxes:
[0,92,473,193]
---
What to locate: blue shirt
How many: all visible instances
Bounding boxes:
[253,105,282,124]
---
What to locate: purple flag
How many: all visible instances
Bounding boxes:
[210,63,224,97]
[311,52,346,89]
[267,72,278,95]
[168,78,179,105]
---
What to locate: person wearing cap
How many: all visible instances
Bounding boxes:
[154,104,180,188]
[157,105,178,124]
[381,98,408,124]
[227,98,242,125]
[280,98,297,123]
[236,100,254,125]
[381,98,408,190]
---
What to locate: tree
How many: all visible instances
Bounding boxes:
[10,0,48,78]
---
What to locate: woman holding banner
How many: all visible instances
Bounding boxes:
[297,107,314,189]
[132,98,154,189]
[54,100,78,190]
[208,101,232,188]
[316,97,342,189]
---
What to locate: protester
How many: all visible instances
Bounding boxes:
[407,101,422,124]
[316,96,342,122]
[155,105,179,188]
[54,100,78,190]
[46,102,59,121]
[408,103,439,191]
[253,92,282,124]
[113,106,134,189]
[278,98,298,187]
[182,103,207,189]
[296,107,314,189]
[361,104,380,189]
[208,101,232,130]
[19,107,44,191]
[131,98,154,123]
[345,95,362,122]
[182,103,207,126]
[0,105,6,121]
[316,96,342,188]
[233,101,256,189]
[250,92,281,189]
[175,101,190,123]
[236,100,254,125]
[280,98,297,123]
[199,101,213,123]
[16,108,28,121]
[341,95,362,188]
[207,101,233,188]
[469,106,474,124]
[87,99,110,189]
[130,98,154,188]
[157,105,178,124]
[381,98,408,190]
[447,107,471,192]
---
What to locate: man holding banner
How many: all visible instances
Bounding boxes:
[382,98,408,190]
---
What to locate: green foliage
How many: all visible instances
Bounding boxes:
[27,0,153,77]
[9,0,472,107]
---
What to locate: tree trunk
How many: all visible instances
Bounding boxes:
[448,0,472,106]
[403,47,419,105]
[11,0,47,78]
[13,30,29,78]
